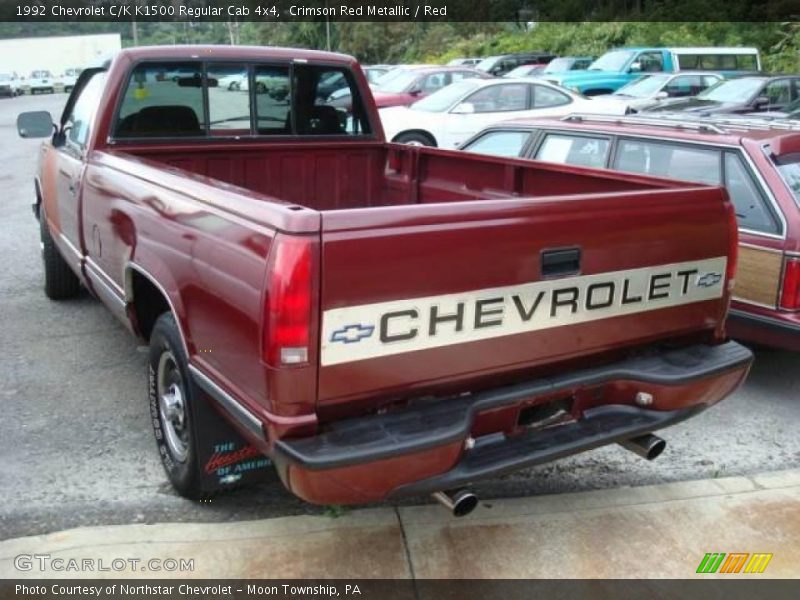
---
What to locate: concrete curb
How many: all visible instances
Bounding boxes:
[2,469,799,579]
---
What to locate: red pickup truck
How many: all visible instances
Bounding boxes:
[18,46,752,514]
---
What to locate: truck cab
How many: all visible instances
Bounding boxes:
[546,47,760,96]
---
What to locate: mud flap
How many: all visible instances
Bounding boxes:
[189,387,274,493]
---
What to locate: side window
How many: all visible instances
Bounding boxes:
[665,75,704,97]
[253,65,291,135]
[703,75,722,88]
[614,140,721,185]
[292,65,371,136]
[535,133,610,169]
[737,55,759,71]
[451,71,475,84]
[532,85,571,108]
[463,130,532,157]
[464,84,528,113]
[64,71,107,149]
[636,52,664,73]
[421,72,447,93]
[207,64,250,136]
[724,153,780,234]
[116,62,205,138]
[763,80,791,108]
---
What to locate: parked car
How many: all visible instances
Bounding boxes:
[503,64,546,78]
[27,70,55,94]
[542,56,595,74]
[59,68,82,93]
[0,73,20,97]
[380,77,625,148]
[368,66,491,109]
[460,113,800,351]
[745,98,800,119]
[447,58,482,66]
[546,47,760,96]
[647,75,800,115]
[476,52,558,77]
[601,72,723,112]
[17,45,751,511]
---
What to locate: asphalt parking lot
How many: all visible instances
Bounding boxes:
[1,92,799,541]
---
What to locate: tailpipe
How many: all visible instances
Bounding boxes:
[619,433,666,461]
[432,489,478,517]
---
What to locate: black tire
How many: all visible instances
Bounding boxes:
[39,214,80,300]
[149,313,204,499]
[394,131,436,147]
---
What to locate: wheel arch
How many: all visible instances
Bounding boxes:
[124,262,190,356]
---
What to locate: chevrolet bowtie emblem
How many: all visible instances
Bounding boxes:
[697,272,722,288]
[331,324,375,344]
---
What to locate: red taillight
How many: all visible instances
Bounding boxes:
[780,257,800,311]
[264,235,313,367]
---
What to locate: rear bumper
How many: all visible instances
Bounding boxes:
[276,342,752,505]
[727,308,800,352]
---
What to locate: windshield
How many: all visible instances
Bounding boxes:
[698,78,765,102]
[505,65,537,78]
[411,80,480,112]
[589,50,635,72]
[476,56,501,71]
[614,74,671,97]
[377,70,421,93]
[544,58,574,73]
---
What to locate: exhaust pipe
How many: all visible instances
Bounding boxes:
[432,489,478,517]
[619,433,666,461]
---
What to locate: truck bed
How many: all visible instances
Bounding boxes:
[115,140,679,211]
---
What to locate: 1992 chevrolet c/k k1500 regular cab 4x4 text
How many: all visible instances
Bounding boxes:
[18,46,753,513]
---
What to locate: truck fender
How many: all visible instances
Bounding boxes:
[124,259,191,357]
[33,177,43,219]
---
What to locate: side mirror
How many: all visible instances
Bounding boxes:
[753,95,770,110]
[629,62,642,73]
[17,111,55,138]
[655,91,669,99]
[451,102,475,115]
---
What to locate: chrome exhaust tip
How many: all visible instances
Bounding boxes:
[432,489,478,517]
[619,433,666,461]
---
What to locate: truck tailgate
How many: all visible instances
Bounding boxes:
[318,188,732,407]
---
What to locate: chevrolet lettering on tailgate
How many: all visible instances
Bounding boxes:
[321,257,727,366]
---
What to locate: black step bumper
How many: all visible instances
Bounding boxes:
[275,342,752,495]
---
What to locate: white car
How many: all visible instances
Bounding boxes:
[380,78,627,149]
[598,72,723,112]
[59,68,82,93]
[27,70,55,94]
[0,73,21,97]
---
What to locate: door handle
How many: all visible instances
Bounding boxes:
[541,247,581,278]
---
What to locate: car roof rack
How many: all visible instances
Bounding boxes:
[561,114,727,134]
[561,113,800,135]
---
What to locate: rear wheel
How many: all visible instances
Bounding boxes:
[149,313,204,499]
[394,131,436,147]
[39,214,80,300]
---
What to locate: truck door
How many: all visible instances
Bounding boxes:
[53,71,107,261]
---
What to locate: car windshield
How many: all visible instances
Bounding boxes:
[376,70,421,93]
[544,58,574,73]
[588,50,634,71]
[506,65,537,78]
[410,80,480,112]
[698,78,765,102]
[614,74,671,97]
[476,56,501,71]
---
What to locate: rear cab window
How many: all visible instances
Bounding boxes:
[114,60,372,140]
